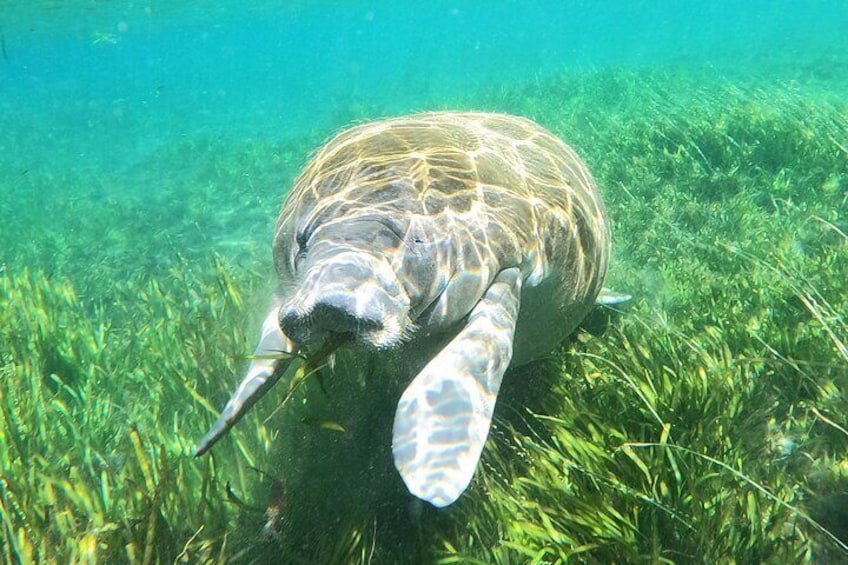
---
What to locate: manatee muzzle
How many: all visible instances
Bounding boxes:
[279,251,411,349]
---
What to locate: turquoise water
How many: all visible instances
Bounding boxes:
[2,1,848,563]
[4,1,847,169]
[3,0,846,274]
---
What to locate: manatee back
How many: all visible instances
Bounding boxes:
[272,112,609,359]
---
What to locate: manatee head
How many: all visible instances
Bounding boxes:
[276,216,414,350]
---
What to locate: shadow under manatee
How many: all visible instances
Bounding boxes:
[495,302,627,434]
[232,340,450,564]
[231,305,625,564]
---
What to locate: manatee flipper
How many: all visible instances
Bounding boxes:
[195,299,297,456]
[392,268,522,507]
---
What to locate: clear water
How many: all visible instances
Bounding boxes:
[2,1,847,562]
[4,1,847,169]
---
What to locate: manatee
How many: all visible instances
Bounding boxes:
[196,112,621,508]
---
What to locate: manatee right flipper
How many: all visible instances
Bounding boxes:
[195,299,297,456]
[392,268,523,508]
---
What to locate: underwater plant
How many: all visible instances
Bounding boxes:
[1,66,846,563]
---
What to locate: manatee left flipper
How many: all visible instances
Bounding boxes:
[195,299,297,456]
[392,267,522,507]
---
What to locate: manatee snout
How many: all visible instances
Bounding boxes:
[279,292,383,344]
[279,251,411,348]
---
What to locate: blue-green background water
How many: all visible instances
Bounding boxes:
[4,0,847,171]
[3,0,847,276]
[2,1,848,562]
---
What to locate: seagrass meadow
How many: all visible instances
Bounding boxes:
[2,66,848,563]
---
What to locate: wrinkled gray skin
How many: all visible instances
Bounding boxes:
[196,112,611,508]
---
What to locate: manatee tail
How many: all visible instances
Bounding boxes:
[596,286,632,305]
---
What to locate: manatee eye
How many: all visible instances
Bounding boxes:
[294,231,308,270]
[294,249,307,270]
[409,228,426,245]
[296,229,308,249]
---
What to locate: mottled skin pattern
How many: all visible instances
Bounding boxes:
[275,112,607,354]
[197,112,610,508]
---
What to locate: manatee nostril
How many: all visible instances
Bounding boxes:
[280,298,383,345]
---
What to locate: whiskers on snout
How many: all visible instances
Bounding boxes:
[280,295,413,351]
[278,251,414,350]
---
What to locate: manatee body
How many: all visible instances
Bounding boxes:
[198,112,610,508]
